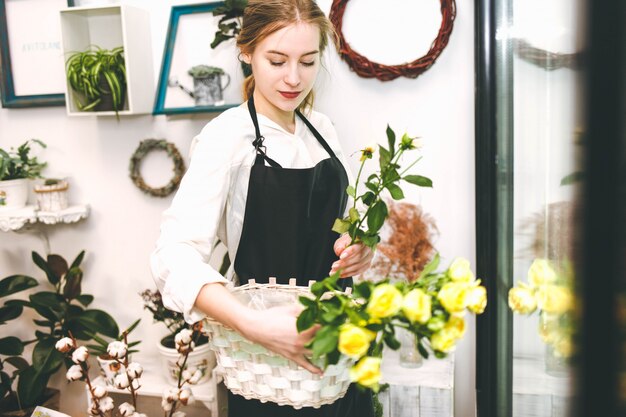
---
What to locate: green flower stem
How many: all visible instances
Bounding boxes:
[399,155,423,177]
[352,159,366,210]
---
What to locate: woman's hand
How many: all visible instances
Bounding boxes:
[239,304,322,374]
[330,234,374,278]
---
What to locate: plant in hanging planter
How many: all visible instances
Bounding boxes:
[0,139,47,210]
[140,289,214,385]
[210,0,251,76]
[65,46,127,116]
[0,251,120,414]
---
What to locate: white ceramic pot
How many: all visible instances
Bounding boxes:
[34,180,69,211]
[0,179,29,210]
[157,340,215,385]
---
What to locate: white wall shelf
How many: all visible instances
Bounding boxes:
[59,4,154,116]
[0,204,89,232]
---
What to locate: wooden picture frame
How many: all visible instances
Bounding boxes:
[0,0,75,108]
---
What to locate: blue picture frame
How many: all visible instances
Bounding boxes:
[0,0,75,108]
[153,1,241,116]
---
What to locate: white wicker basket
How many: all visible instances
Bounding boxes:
[203,278,353,409]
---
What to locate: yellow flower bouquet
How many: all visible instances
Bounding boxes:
[297,255,487,390]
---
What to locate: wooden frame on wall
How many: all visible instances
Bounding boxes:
[0,0,75,108]
[153,1,243,116]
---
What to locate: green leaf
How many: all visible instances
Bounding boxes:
[63,267,83,300]
[31,252,57,286]
[346,185,356,198]
[311,326,339,359]
[348,208,360,223]
[16,366,49,408]
[362,192,376,206]
[560,171,584,185]
[298,296,316,308]
[32,339,63,375]
[79,309,119,339]
[418,252,440,280]
[386,183,404,200]
[0,275,38,298]
[75,294,93,307]
[5,356,29,371]
[379,146,391,170]
[332,218,351,234]
[46,254,68,285]
[0,337,24,355]
[383,332,401,350]
[0,304,23,324]
[296,306,317,332]
[353,282,372,299]
[69,251,86,270]
[365,181,378,193]
[310,281,326,298]
[386,125,396,157]
[367,201,388,234]
[404,174,433,188]
[417,340,430,359]
[361,234,380,248]
[29,292,64,309]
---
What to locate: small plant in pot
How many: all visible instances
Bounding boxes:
[0,250,120,415]
[65,46,127,117]
[140,289,215,385]
[33,178,69,212]
[0,139,47,210]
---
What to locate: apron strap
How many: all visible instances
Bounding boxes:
[295,110,339,160]
[247,97,282,168]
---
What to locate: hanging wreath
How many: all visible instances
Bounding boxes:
[329,0,456,81]
[129,139,185,197]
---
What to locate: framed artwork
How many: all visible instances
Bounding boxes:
[0,0,75,108]
[153,1,244,115]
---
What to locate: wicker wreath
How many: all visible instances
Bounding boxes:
[329,0,456,81]
[129,139,185,197]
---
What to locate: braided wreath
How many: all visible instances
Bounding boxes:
[329,0,456,81]
[129,139,185,197]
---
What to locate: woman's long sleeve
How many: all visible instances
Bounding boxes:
[150,124,235,324]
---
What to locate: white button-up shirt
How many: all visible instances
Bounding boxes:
[150,103,354,323]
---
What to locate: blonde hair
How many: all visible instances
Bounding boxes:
[237,0,337,112]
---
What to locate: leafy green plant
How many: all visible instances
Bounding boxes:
[210,0,247,49]
[188,65,225,78]
[65,46,126,116]
[86,318,141,359]
[0,139,47,181]
[0,251,119,411]
[332,125,433,249]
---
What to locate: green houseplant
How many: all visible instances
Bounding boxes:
[210,0,251,77]
[0,251,119,414]
[0,140,47,209]
[65,46,127,116]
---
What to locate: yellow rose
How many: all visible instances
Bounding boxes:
[437,282,469,313]
[402,289,432,323]
[366,284,403,318]
[536,285,573,314]
[508,286,537,314]
[349,356,381,389]
[430,327,457,353]
[466,285,487,314]
[447,258,475,283]
[444,315,466,339]
[527,259,557,287]
[338,324,376,360]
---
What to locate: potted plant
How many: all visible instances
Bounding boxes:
[187,65,231,106]
[0,140,47,210]
[210,0,251,77]
[140,289,215,385]
[0,251,120,415]
[33,178,69,212]
[65,46,127,117]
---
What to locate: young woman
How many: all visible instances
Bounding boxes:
[151,1,375,415]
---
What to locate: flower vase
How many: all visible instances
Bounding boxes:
[544,344,568,377]
[397,328,423,368]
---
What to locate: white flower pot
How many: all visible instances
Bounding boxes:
[0,179,29,210]
[34,180,69,211]
[157,340,215,385]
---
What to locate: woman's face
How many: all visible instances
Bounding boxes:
[243,22,321,119]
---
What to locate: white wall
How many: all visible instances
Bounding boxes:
[0,0,476,415]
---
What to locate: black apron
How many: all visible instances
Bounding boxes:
[228,96,374,417]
